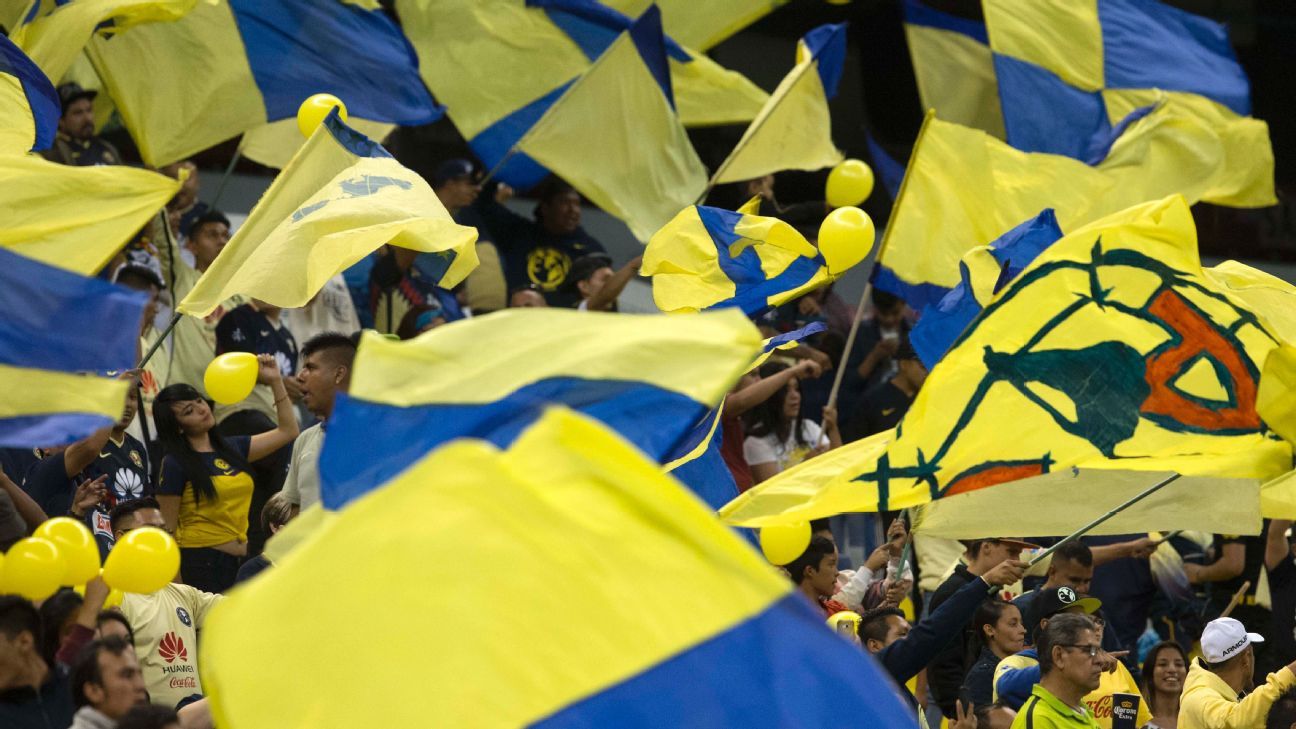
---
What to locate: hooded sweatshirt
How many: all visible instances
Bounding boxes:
[1178,657,1295,729]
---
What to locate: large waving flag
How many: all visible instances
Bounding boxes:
[606,0,786,51]
[204,409,914,729]
[177,111,476,318]
[397,0,762,190]
[984,0,1262,167]
[0,34,58,154]
[874,108,1275,311]
[722,196,1296,537]
[87,0,442,167]
[0,154,180,274]
[710,23,845,185]
[0,247,145,447]
[319,308,761,509]
[9,0,196,83]
[513,5,707,240]
[642,201,834,316]
[902,0,1004,139]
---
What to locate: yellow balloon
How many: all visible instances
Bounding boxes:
[102,528,179,595]
[71,582,125,609]
[34,517,99,586]
[759,522,812,565]
[818,206,876,275]
[203,352,259,405]
[2,537,64,601]
[825,158,875,208]
[296,93,348,138]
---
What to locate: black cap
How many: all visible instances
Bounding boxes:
[568,254,613,287]
[186,209,230,240]
[114,263,165,291]
[431,158,476,188]
[1028,586,1102,632]
[56,82,96,113]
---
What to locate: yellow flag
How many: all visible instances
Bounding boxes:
[605,0,787,51]
[0,154,179,274]
[178,112,477,318]
[238,117,395,170]
[712,24,844,185]
[724,196,1296,537]
[11,0,196,83]
[516,7,706,241]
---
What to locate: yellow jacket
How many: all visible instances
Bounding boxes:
[1179,658,1296,729]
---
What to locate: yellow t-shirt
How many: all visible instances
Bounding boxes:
[159,437,254,547]
[121,583,222,710]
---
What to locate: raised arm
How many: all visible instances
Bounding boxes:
[248,354,299,462]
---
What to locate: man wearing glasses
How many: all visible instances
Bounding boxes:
[1012,613,1106,728]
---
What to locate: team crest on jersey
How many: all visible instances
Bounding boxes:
[213,458,230,473]
[129,450,144,469]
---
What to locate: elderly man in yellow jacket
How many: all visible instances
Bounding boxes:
[1180,617,1296,729]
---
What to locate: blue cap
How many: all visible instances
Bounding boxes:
[432,158,476,188]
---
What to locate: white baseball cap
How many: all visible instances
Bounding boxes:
[1201,617,1264,664]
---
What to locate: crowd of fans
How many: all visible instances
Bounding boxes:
[3,84,1296,729]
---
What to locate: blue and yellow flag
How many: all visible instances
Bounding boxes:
[0,34,57,155]
[87,0,442,167]
[398,0,763,189]
[874,108,1275,311]
[514,5,707,241]
[319,308,761,509]
[711,23,845,184]
[177,111,476,318]
[909,209,1063,369]
[902,0,1004,139]
[0,247,145,447]
[606,0,786,51]
[0,154,180,274]
[643,201,834,316]
[724,196,1296,537]
[10,0,196,83]
[204,409,914,729]
[984,0,1260,167]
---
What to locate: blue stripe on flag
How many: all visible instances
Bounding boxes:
[866,134,905,200]
[993,53,1109,161]
[870,263,952,312]
[802,24,847,100]
[626,4,674,108]
[0,248,146,372]
[321,378,708,509]
[229,0,442,125]
[901,0,988,44]
[0,35,59,151]
[0,414,116,451]
[323,109,392,158]
[531,592,916,728]
[696,207,827,317]
[529,0,692,62]
[1098,0,1249,115]
[668,432,739,512]
[764,322,828,352]
[470,82,573,190]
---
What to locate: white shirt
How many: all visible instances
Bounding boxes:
[282,423,325,510]
[743,420,827,473]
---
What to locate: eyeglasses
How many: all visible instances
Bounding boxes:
[1059,643,1102,658]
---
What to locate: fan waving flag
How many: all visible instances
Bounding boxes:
[88,0,442,167]
[398,0,761,190]
[513,5,707,240]
[711,23,846,185]
[0,247,145,447]
[0,155,180,275]
[642,201,836,316]
[723,196,1296,537]
[0,34,59,155]
[177,111,476,318]
[319,308,761,509]
[204,409,914,729]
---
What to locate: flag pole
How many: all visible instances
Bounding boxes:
[824,282,871,411]
[984,472,1183,595]
[209,137,245,211]
[137,209,184,370]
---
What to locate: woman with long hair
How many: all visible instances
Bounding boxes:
[742,362,841,484]
[153,354,298,593]
[1141,641,1188,729]
[961,598,1027,707]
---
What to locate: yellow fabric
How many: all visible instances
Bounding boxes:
[201,409,794,729]
[722,197,1293,536]
[159,253,244,399]
[239,117,395,170]
[1258,344,1296,447]
[10,0,196,83]
[903,23,1005,139]
[1261,469,1296,521]
[178,119,478,318]
[881,102,1275,295]
[604,0,785,51]
[121,583,221,709]
[712,41,842,184]
[0,72,36,156]
[993,655,1152,729]
[0,363,128,425]
[667,53,768,128]
[173,466,254,547]
[87,0,264,167]
[0,153,179,274]
[460,241,508,312]
[261,503,336,565]
[642,205,829,313]
[1178,660,1296,729]
[349,308,760,408]
[983,0,1103,91]
[517,28,707,241]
